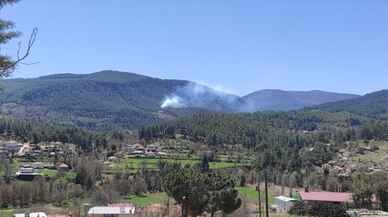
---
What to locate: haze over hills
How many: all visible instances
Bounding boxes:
[0,70,365,130]
[242,89,360,111]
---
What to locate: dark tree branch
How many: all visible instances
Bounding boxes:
[14,27,38,66]
[0,27,38,76]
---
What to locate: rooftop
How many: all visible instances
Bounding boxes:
[109,203,136,208]
[274,195,298,202]
[299,191,352,203]
[88,206,135,215]
[14,212,47,217]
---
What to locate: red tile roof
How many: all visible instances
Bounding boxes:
[299,191,352,203]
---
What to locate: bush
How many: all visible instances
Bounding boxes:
[289,201,347,217]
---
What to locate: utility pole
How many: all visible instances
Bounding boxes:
[265,171,269,217]
[257,177,262,217]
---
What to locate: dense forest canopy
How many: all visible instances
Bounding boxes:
[140,109,388,177]
[0,115,107,150]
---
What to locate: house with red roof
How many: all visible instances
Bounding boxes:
[299,191,353,203]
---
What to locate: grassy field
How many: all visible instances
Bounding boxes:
[41,169,58,177]
[127,192,169,207]
[0,209,13,217]
[126,186,271,208]
[110,157,243,173]
[236,186,274,204]
[271,214,301,217]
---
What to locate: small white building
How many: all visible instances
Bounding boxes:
[14,212,48,217]
[127,144,145,155]
[88,206,135,217]
[272,196,297,213]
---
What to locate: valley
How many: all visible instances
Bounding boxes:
[0,0,386,216]
[0,86,386,217]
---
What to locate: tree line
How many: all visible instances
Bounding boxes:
[0,115,107,150]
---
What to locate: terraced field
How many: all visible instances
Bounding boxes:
[107,157,245,173]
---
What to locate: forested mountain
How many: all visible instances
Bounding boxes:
[242,89,359,111]
[0,70,364,130]
[0,71,228,130]
[312,89,388,119]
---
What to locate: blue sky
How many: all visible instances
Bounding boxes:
[2,0,387,96]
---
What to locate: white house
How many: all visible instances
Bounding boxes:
[14,212,48,217]
[272,196,297,213]
[88,205,135,217]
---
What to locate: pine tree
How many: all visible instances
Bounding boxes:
[0,0,37,76]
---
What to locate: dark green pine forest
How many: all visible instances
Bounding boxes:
[140,90,388,181]
[0,70,360,131]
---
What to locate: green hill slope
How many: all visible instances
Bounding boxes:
[0,71,190,130]
[0,70,243,130]
[312,89,388,119]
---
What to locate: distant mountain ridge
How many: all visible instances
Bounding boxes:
[0,70,363,130]
[0,70,242,130]
[312,89,388,119]
[242,89,359,111]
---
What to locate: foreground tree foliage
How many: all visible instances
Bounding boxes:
[289,201,347,217]
[0,176,83,208]
[0,0,37,77]
[352,172,388,211]
[160,162,241,217]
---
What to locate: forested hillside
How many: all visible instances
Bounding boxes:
[0,115,106,150]
[242,89,359,111]
[312,89,388,119]
[140,111,385,147]
[141,89,388,149]
[140,100,388,176]
[0,70,362,131]
[0,71,192,130]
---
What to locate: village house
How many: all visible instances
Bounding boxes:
[127,144,145,155]
[57,163,70,173]
[299,191,352,205]
[16,165,41,180]
[31,162,45,169]
[271,196,298,213]
[108,156,119,162]
[1,142,23,155]
[88,204,136,217]
[14,212,48,217]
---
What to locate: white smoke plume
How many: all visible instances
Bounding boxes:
[161,96,186,108]
[160,82,252,112]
